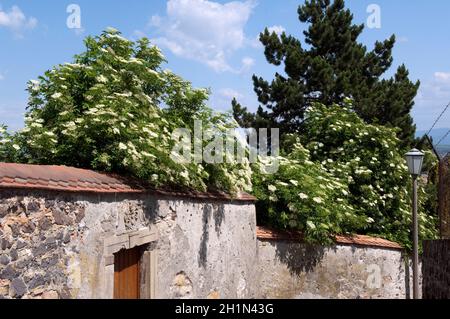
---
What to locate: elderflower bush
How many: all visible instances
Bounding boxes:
[253,102,438,247]
[0,29,251,194]
[0,125,19,161]
[252,138,367,244]
[299,102,438,247]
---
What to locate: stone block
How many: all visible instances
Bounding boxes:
[42,290,59,299]
[104,234,129,256]
[0,255,10,265]
[1,265,18,280]
[10,278,27,298]
[129,227,158,248]
[0,238,12,250]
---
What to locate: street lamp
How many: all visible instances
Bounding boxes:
[405,148,425,300]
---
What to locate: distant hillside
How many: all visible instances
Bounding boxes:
[437,144,450,156]
[416,128,450,156]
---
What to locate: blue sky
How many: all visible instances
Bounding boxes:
[1,0,450,136]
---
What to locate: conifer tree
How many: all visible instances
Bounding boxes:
[233,0,419,147]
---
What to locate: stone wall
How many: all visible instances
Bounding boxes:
[256,239,413,299]
[1,188,414,299]
[154,198,258,299]
[422,240,450,299]
[0,190,86,299]
[0,189,257,299]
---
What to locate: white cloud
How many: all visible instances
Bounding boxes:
[149,0,256,73]
[0,5,37,36]
[210,88,247,113]
[132,29,147,40]
[434,72,450,82]
[0,73,4,81]
[418,72,450,101]
[414,72,450,130]
[267,25,285,36]
[149,15,162,27]
[219,88,243,99]
[241,57,255,70]
[251,25,285,48]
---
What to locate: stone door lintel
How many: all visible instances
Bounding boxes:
[104,226,158,265]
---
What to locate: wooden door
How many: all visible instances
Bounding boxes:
[114,247,140,299]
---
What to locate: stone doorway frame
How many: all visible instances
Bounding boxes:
[104,226,159,299]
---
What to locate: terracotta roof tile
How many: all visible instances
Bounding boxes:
[334,234,403,249]
[0,162,255,202]
[256,226,304,241]
[256,226,402,250]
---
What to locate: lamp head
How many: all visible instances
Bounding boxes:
[405,148,425,178]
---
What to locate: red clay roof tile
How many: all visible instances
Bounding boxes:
[0,162,255,202]
[256,226,402,250]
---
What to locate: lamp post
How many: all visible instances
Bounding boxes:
[404,148,425,299]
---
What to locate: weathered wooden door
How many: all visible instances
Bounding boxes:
[114,247,140,299]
